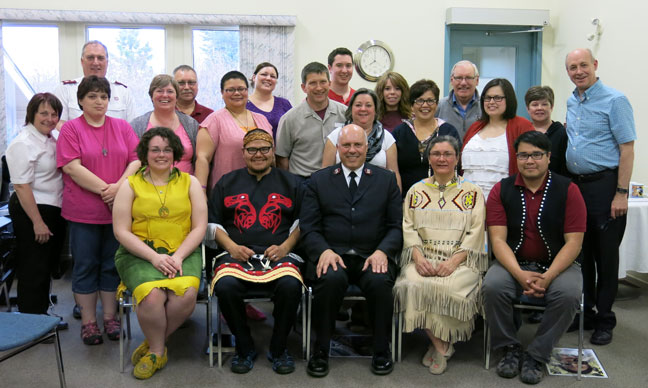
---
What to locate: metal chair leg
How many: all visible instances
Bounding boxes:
[577,294,584,381]
[301,287,307,360]
[119,296,125,373]
[484,318,491,370]
[397,311,403,362]
[208,291,214,367]
[391,298,398,361]
[126,303,132,340]
[306,287,312,361]
[54,329,67,388]
[215,296,222,368]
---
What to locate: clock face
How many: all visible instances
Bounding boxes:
[360,45,392,78]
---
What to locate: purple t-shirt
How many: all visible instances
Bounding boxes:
[57,115,139,224]
[246,97,292,138]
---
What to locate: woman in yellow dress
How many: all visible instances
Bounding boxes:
[113,127,207,379]
[393,135,487,375]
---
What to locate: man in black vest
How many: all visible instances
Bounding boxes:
[300,124,402,377]
[483,131,586,384]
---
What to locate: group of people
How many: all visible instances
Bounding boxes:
[4,39,635,385]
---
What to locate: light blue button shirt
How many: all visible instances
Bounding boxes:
[452,92,477,118]
[565,79,636,175]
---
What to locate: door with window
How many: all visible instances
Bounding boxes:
[445,25,542,118]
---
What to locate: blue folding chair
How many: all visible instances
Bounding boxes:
[0,312,67,387]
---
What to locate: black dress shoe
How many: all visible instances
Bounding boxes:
[371,352,394,375]
[590,328,613,345]
[307,349,329,377]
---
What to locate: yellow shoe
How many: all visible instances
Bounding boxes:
[133,349,167,380]
[131,340,149,365]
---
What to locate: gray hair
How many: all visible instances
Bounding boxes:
[450,60,479,78]
[173,64,196,75]
[81,40,108,59]
[424,135,460,160]
[565,48,596,66]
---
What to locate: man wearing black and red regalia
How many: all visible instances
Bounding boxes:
[207,129,303,375]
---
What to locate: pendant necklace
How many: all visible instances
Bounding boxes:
[149,173,170,218]
[431,177,457,209]
[227,108,252,132]
[88,119,108,156]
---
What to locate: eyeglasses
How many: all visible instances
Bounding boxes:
[484,95,506,103]
[83,55,106,62]
[452,76,476,82]
[516,152,547,160]
[245,146,272,155]
[414,98,438,106]
[224,87,248,94]
[430,151,456,159]
[149,148,174,155]
[177,81,197,86]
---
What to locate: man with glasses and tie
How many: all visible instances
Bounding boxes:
[483,131,586,384]
[300,124,402,377]
[436,60,482,137]
[173,65,213,124]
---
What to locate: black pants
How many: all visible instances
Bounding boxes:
[214,275,302,356]
[311,254,395,354]
[9,193,67,314]
[573,169,626,330]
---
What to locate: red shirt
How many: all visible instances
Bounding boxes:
[189,100,214,124]
[486,173,587,261]
[328,87,355,106]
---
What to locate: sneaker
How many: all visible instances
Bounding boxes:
[520,352,544,384]
[72,304,81,320]
[267,350,295,374]
[231,350,257,374]
[245,304,267,321]
[103,318,121,341]
[131,340,150,365]
[496,344,522,379]
[81,322,103,345]
[133,349,168,380]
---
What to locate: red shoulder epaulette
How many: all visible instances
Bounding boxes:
[62,80,77,85]
[114,81,128,88]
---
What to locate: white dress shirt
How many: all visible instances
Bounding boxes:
[341,163,364,188]
[6,124,63,207]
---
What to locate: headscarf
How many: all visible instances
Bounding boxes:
[243,129,273,147]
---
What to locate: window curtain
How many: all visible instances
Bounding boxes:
[239,25,295,102]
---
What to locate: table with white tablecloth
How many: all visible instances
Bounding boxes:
[618,198,648,278]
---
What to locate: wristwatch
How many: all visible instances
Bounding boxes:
[616,187,629,194]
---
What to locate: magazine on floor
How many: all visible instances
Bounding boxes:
[546,347,608,378]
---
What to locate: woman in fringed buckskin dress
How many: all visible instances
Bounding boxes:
[394,135,487,375]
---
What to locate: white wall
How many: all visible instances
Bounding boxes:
[6,0,647,181]
[543,1,647,182]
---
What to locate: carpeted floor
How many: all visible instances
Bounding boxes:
[1,273,647,388]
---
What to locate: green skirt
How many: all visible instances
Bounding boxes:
[114,245,201,303]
